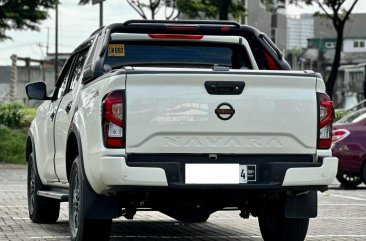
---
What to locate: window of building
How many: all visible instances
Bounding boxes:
[325,42,336,49]
[354,40,366,48]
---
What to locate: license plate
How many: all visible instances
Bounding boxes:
[239,165,257,183]
[185,164,256,184]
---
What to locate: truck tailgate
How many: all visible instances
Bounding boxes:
[125,70,317,155]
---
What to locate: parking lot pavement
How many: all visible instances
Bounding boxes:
[0,165,365,241]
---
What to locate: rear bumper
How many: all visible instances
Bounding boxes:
[90,154,338,194]
[282,157,338,186]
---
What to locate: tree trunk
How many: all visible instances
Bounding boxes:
[326,27,344,99]
[219,0,230,20]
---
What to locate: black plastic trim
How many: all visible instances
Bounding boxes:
[123,19,241,28]
[126,154,316,187]
[205,81,245,95]
[125,69,317,77]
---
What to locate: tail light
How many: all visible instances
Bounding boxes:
[148,34,203,39]
[318,93,334,149]
[332,129,350,144]
[103,90,124,148]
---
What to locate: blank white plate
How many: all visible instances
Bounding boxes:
[185,164,239,184]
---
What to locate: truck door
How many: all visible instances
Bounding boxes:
[54,48,89,182]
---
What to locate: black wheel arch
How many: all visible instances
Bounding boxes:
[26,130,41,179]
[66,123,80,183]
[66,122,120,219]
[26,130,35,162]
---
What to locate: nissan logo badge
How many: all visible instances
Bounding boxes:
[215,103,235,120]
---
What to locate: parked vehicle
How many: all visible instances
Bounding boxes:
[335,99,366,121]
[348,99,366,112]
[332,108,366,187]
[25,20,337,241]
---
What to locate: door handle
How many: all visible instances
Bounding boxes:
[65,101,73,114]
[204,81,245,95]
[50,112,55,121]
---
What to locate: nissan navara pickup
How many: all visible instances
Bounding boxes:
[25,20,338,241]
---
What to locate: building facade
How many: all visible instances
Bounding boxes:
[286,14,314,50]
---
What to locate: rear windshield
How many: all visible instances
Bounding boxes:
[337,108,366,124]
[104,41,253,69]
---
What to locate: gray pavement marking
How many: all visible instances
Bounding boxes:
[315,217,366,219]
[321,193,366,201]
[0,206,27,208]
[30,236,70,239]
[307,235,366,238]
[318,204,366,206]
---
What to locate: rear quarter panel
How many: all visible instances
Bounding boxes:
[74,73,126,192]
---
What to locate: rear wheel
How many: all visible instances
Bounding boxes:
[69,157,111,241]
[258,201,309,241]
[27,153,60,223]
[336,173,362,188]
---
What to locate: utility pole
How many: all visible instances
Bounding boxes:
[55,2,59,83]
[99,1,103,27]
[93,0,105,27]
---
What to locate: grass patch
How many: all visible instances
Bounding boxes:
[334,109,349,122]
[0,125,28,164]
[21,108,37,127]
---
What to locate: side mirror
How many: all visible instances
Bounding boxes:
[25,82,49,100]
[82,68,93,82]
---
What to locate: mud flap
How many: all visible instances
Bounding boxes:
[81,174,120,219]
[284,190,317,218]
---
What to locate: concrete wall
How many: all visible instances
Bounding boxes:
[246,1,286,51]
[0,65,56,103]
[246,1,271,35]
[276,13,287,51]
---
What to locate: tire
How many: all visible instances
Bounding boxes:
[69,157,112,241]
[258,202,309,241]
[336,173,362,188]
[162,208,211,223]
[27,153,60,223]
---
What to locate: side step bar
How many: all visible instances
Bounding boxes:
[37,190,69,202]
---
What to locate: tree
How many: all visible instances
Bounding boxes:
[126,0,180,20]
[177,0,245,21]
[290,0,359,98]
[0,0,57,41]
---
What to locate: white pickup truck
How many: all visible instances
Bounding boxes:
[25,20,337,241]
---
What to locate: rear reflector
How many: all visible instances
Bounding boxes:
[148,34,204,39]
[318,93,334,149]
[103,90,124,148]
[332,129,350,144]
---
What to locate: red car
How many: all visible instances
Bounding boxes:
[332,108,366,187]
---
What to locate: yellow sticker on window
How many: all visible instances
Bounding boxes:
[108,44,125,57]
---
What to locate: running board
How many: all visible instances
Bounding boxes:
[37,190,69,202]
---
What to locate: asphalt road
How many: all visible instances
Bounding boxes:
[1,165,365,241]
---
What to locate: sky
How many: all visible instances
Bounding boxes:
[1,0,366,65]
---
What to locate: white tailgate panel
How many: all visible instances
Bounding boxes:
[126,71,317,155]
